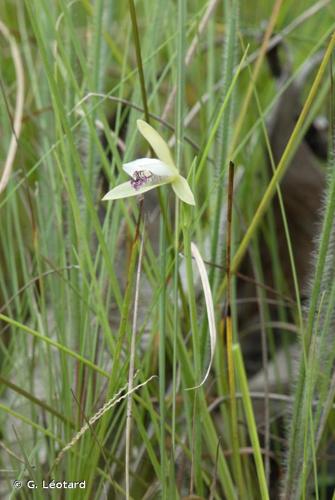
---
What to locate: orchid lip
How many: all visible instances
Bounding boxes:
[129,168,176,191]
[130,170,153,190]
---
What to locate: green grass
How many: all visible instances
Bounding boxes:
[0,1,335,498]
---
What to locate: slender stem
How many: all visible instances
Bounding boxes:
[128,0,150,124]
[225,162,234,307]
[125,219,145,499]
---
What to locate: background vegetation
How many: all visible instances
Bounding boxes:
[0,0,335,498]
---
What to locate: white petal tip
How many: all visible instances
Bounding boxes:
[102,194,113,201]
[172,176,196,205]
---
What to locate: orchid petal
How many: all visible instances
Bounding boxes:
[137,120,178,173]
[102,178,171,201]
[123,158,176,178]
[171,175,195,205]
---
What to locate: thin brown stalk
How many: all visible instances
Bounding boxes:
[225,161,244,493]
[128,0,150,124]
[226,162,234,308]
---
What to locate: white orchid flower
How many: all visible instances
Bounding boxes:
[102,119,195,205]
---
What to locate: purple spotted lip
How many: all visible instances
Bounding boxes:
[130,170,153,190]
